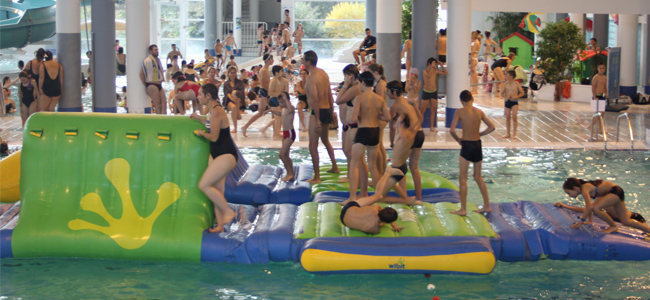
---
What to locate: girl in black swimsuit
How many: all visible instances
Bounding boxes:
[39,51,63,112]
[190,83,238,233]
[563,178,650,234]
[18,71,37,127]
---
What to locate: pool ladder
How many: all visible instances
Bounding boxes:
[615,113,634,152]
[590,113,607,151]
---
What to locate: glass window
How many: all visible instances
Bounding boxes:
[161,20,180,39]
[187,21,205,39]
[186,39,206,60]
[186,1,204,19]
[161,4,180,19]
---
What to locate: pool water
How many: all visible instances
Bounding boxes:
[2,148,650,299]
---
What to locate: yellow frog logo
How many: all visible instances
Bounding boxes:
[68,158,181,249]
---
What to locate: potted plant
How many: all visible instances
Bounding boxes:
[536,21,585,101]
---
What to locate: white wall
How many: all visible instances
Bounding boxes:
[259,0,281,27]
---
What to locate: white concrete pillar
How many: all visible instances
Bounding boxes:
[92,0,116,113]
[366,0,376,34]
[570,13,585,38]
[446,0,471,127]
[618,14,639,98]
[206,0,217,49]
[217,0,224,39]
[126,0,151,113]
[641,15,650,94]
[376,0,401,83]
[233,0,242,52]
[56,0,82,112]
[249,0,259,23]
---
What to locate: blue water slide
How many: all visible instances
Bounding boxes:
[0,0,56,49]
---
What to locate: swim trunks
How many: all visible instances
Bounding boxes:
[216,54,223,58]
[363,49,376,55]
[390,164,408,182]
[411,130,425,149]
[354,127,380,146]
[225,46,232,51]
[319,109,333,124]
[505,100,518,109]
[349,123,358,129]
[282,129,296,141]
[268,96,279,107]
[257,40,263,44]
[258,88,269,98]
[460,140,483,163]
[146,82,162,91]
[422,90,437,100]
[340,201,360,226]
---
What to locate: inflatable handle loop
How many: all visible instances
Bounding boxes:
[158,132,171,141]
[95,130,108,140]
[30,129,43,138]
[126,131,139,140]
[64,128,78,136]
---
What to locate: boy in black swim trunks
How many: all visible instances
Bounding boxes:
[501,70,524,139]
[449,90,495,216]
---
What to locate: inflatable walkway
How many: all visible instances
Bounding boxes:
[1,113,649,275]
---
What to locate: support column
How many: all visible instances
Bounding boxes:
[91,0,116,113]
[593,14,609,49]
[534,13,548,49]
[570,13,585,39]
[365,0,376,34]
[249,0,259,23]
[412,0,437,128]
[126,0,151,113]
[618,14,639,98]
[446,0,471,127]
[56,0,82,112]
[206,0,217,49]
[217,0,224,39]
[555,13,569,23]
[376,0,401,83]
[641,15,650,94]
[233,0,242,53]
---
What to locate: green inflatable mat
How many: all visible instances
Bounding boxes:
[294,202,497,239]
[311,165,458,195]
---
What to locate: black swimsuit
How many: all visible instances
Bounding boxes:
[20,81,36,107]
[210,127,239,162]
[42,65,62,97]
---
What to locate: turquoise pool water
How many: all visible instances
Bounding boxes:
[2,148,650,299]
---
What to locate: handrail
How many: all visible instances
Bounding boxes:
[590,113,607,151]
[615,113,634,152]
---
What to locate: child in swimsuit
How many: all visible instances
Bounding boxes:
[18,71,37,127]
[278,92,295,181]
[449,90,496,216]
[563,178,650,234]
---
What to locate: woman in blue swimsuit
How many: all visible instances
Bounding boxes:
[191,83,238,233]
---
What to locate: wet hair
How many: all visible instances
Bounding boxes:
[181,60,187,66]
[507,70,516,78]
[272,65,283,75]
[591,38,597,42]
[303,51,318,66]
[35,48,45,60]
[378,207,398,223]
[229,30,233,34]
[291,59,297,64]
[216,39,221,43]
[187,63,194,69]
[342,64,359,79]
[368,63,385,81]
[167,63,173,68]
[118,47,124,54]
[285,9,290,13]
[263,53,273,62]
[507,52,516,60]
[359,71,375,87]
[258,24,264,28]
[365,28,370,32]
[460,90,473,102]
[171,44,176,47]
[386,80,402,95]
[171,71,186,81]
[205,49,210,52]
[86,51,92,56]
[19,71,29,78]
[220,74,227,80]
[300,68,309,75]
[122,86,127,92]
[230,55,235,60]
[252,74,259,81]
[242,79,249,85]
[485,31,491,39]
[563,178,603,190]
[439,29,446,36]
[409,30,412,40]
[18,60,24,69]
[280,91,290,101]
[148,44,157,51]
[201,83,219,100]
[44,51,54,61]
[598,62,605,67]
[247,91,257,100]
[241,69,247,74]
[3,77,9,85]
[427,57,438,65]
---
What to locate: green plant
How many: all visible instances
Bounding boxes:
[324,2,366,39]
[537,21,585,84]
[401,0,412,42]
[486,12,534,43]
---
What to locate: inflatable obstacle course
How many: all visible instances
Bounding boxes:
[311,165,458,195]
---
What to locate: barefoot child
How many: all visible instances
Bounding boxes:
[563,178,650,234]
[501,70,525,139]
[278,91,295,181]
[421,58,447,131]
[591,63,607,138]
[449,90,496,216]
